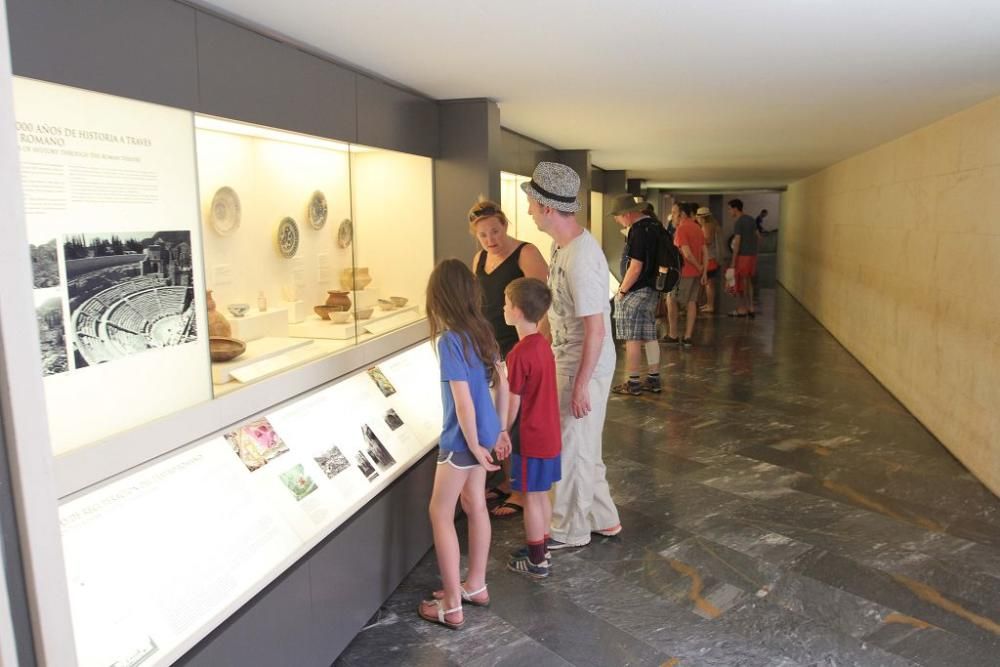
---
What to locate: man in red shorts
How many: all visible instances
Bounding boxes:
[727,198,758,319]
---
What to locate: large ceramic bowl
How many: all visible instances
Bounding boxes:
[329,311,351,323]
[378,299,397,311]
[209,336,246,362]
[355,307,374,320]
[314,305,346,320]
[390,296,409,307]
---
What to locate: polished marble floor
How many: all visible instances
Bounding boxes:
[335,272,1000,666]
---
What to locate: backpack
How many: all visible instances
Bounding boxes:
[652,223,682,293]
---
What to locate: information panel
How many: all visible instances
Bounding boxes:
[13,77,211,454]
[58,342,441,667]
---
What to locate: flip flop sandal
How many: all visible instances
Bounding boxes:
[432,583,490,607]
[418,599,464,630]
[489,501,524,518]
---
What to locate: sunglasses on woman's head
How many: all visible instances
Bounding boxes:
[469,205,498,221]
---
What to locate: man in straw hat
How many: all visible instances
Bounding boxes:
[608,193,663,396]
[522,161,621,548]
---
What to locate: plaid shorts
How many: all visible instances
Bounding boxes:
[614,287,659,340]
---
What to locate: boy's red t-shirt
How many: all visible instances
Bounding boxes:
[506,332,562,459]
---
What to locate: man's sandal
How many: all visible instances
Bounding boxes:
[417,598,464,630]
[431,583,489,607]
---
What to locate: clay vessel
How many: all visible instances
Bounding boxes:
[207,290,232,337]
[339,267,372,291]
[209,336,245,362]
[355,307,374,320]
[390,296,408,307]
[314,290,352,320]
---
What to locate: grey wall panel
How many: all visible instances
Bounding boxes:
[6,0,199,109]
[357,76,438,156]
[603,170,628,276]
[500,128,521,175]
[195,11,357,141]
[174,563,313,667]
[591,167,606,194]
[308,452,436,660]
[434,99,500,263]
[558,150,592,231]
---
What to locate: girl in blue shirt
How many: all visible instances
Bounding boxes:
[419,259,510,630]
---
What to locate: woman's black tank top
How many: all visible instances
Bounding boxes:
[475,243,527,358]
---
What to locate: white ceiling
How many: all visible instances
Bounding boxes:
[194,0,1000,189]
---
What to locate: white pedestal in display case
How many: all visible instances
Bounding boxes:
[228,308,290,342]
[284,300,309,324]
[287,305,419,341]
[211,337,312,384]
[60,341,442,667]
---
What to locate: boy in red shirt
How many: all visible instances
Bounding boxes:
[500,277,562,578]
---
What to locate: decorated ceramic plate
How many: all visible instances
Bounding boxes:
[276,217,300,258]
[337,218,353,249]
[210,186,241,236]
[308,190,328,230]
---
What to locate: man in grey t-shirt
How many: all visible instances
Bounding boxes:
[728,198,758,318]
[522,161,621,549]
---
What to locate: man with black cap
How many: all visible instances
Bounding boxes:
[523,161,622,549]
[609,194,662,395]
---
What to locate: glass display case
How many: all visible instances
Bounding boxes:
[195,117,433,397]
[13,76,434,458]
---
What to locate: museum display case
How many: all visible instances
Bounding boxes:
[11,75,440,667]
[195,116,433,397]
[13,76,434,459]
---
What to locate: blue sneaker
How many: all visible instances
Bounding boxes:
[507,554,550,579]
[510,546,551,564]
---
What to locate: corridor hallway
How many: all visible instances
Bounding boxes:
[336,283,1000,667]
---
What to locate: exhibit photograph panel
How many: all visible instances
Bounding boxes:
[12,76,212,455]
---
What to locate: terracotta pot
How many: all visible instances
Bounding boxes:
[206,290,232,338]
[339,267,372,291]
[314,291,351,320]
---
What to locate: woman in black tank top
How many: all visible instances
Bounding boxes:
[468,198,550,518]
[468,199,549,359]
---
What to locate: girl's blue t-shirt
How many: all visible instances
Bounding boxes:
[438,330,500,453]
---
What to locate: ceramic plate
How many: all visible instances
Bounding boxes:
[337,218,353,249]
[210,186,241,236]
[276,217,300,258]
[308,190,328,230]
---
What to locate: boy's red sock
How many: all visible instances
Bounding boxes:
[528,539,546,565]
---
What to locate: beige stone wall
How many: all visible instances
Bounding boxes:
[779,95,1000,496]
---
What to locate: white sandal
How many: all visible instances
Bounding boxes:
[418,598,464,630]
[432,583,489,607]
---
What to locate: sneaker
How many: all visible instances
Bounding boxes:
[640,376,662,393]
[510,546,551,564]
[681,337,694,347]
[507,554,550,579]
[611,381,642,396]
[593,524,622,537]
[662,335,680,344]
[546,536,590,551]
